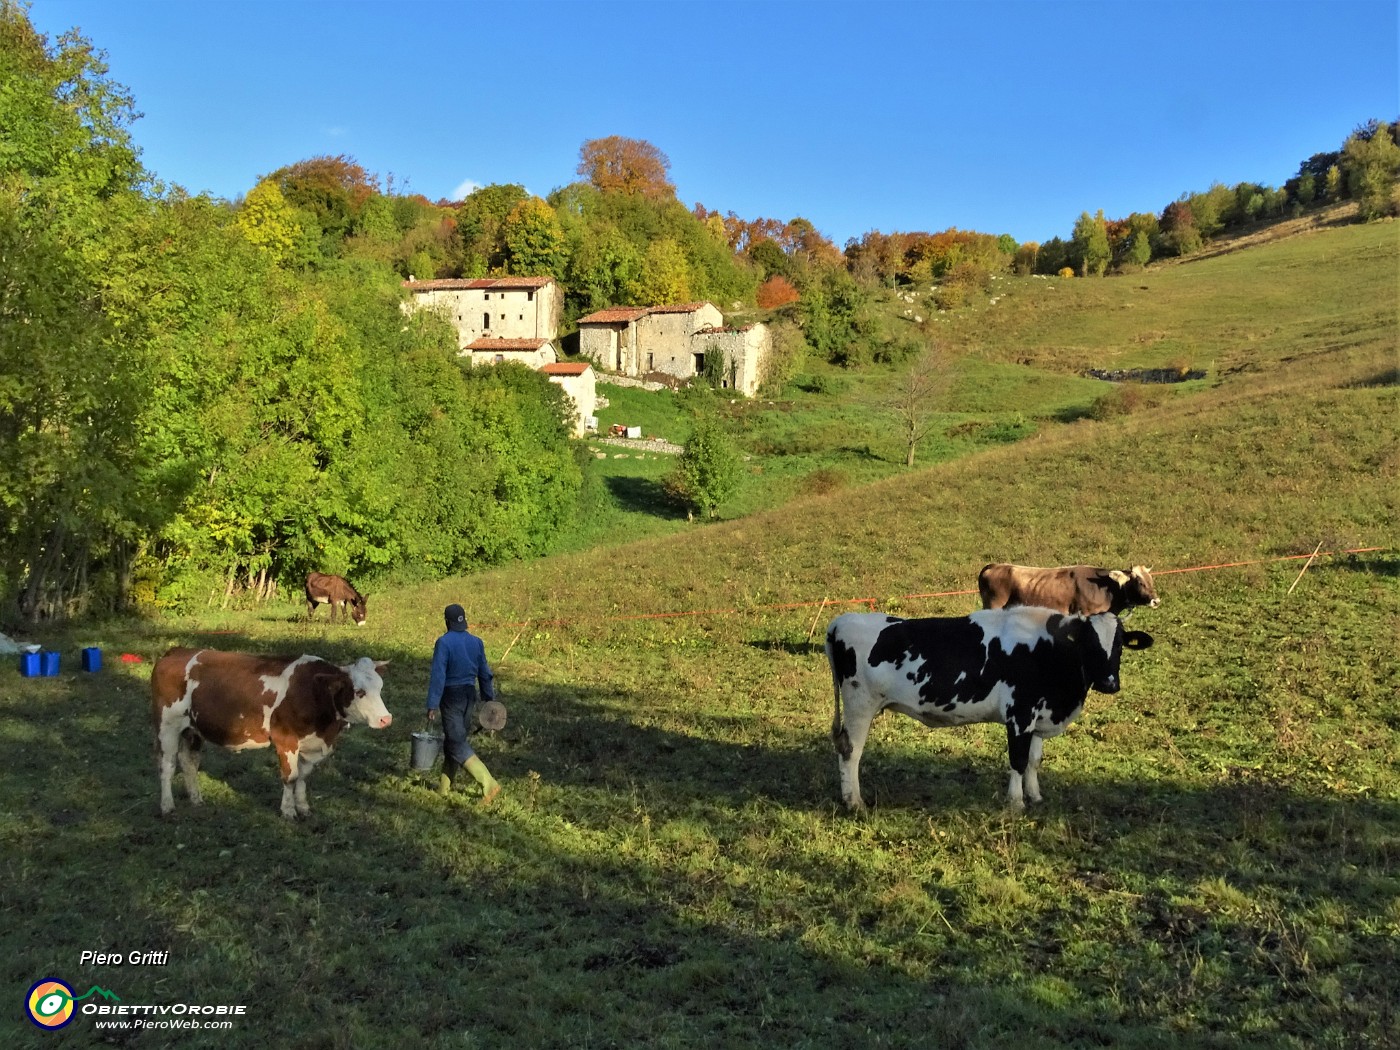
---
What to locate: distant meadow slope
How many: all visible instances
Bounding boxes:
[390,221,1397,642]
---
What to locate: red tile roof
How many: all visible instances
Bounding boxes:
[645,301,715,314]
[466,337,550,351]
[577,307,649,324]
[577,301,718,324]
[404,276,554,291]
[542,363,591,376]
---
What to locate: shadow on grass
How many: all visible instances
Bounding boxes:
[747,639,825,657]
[603,474,686,519]
[3,653,1396,1048]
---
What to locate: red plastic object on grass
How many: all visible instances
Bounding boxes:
[120,653,144,663]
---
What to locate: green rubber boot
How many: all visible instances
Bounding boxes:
[465,755,501,806]
[438,758,460,796]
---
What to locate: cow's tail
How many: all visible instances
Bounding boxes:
[826,630,852,760]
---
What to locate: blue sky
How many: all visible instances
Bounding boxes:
[27,0,1399,246]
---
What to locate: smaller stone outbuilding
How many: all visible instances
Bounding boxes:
[577,300,770,395]
[464,337,557,369]
[541,362,597,438]
[692,323,773,397]
[574,307,649,375]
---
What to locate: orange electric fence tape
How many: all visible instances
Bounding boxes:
[472,547,1388,632]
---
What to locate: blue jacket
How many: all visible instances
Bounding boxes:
[426,630,495,711]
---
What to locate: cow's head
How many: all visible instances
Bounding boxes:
[1128,566,1159,608]
[350,595,368,626]
[337,657,392,728]
[1106,566,1160,609]
[1080,613,1126,694]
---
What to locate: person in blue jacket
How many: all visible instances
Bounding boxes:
[426,604,501,803]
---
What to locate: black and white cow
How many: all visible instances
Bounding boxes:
[826,607,1149,811]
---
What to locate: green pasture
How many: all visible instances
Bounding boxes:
[3,222,1397,1048]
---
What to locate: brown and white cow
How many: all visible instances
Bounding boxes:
[978,563,1160,617]
[151,648,392,819]
[305,572,367,625]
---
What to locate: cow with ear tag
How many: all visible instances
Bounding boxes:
[978,563,1160,617]
[151,649,392,820]
[827,607,1152,812]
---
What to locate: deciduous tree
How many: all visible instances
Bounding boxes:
[756,275,800,309]
[1343,121,1400,220]
[236,180,299,264]
[636,238,692,303]
[1072,210,1111,276]
[666,400,740,520]
[501,197,566,277]
[887,347,950,467]
[577,136,675,199]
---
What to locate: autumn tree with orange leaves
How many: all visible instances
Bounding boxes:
[756,275,800,309]
[577,136,675,199]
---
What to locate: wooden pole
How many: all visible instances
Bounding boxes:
[806,597,829,643]
[498,623,527,664]
[1287,540,1326,595]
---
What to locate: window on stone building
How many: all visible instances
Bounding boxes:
[483,313,490,329]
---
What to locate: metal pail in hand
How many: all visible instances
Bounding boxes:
[410,731,443,771]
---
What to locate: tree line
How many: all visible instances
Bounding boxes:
[1,6,579,621]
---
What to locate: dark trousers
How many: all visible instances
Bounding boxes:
[440,684,479,766]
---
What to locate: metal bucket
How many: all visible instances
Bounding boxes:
[410,731,443,771]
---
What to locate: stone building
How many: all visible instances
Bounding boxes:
[691,323,774,397]
[463,337,557,369]
[541,362,597,438]
[402,276,561,354]
[573,307,648,374]
[577,301,771,395]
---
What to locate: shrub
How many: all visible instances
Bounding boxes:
[756,275,800,309]
[794,373,847,396]
[931,283,969,311]
[1089,383,1158,420]
[801,467,846,496]
[1058,267,1075,278]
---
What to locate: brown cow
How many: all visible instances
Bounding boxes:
[152,648,392,819]
[978,563,1160,617]
[305,572,367,625]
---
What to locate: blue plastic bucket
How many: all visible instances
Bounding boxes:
[40,651,60,676]
[82,647,102,672]
[19,652,41,677]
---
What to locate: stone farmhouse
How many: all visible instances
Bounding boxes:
[402,276,562,356]
[577,301,772,397]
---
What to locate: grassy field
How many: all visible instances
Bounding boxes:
[2,219,1397,1048]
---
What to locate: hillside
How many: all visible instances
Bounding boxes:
[4,218,1396,1049]
[419,218,1397,630]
